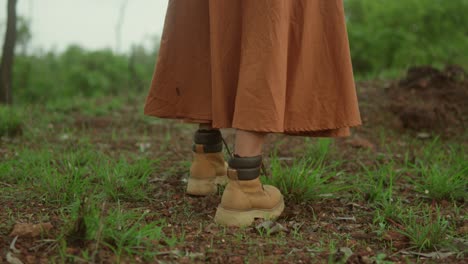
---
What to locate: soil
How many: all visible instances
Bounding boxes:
[0,67,467,263]
[386,65,468,136]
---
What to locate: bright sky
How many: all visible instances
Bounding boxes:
[0,0,168,53]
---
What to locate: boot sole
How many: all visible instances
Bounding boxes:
[186,175,228,196]
[214,197,285,227]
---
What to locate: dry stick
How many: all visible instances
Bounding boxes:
[9,236,20,253]
[386,217,406,230]
[0,181,13,187]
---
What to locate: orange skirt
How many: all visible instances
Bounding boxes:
[144,0,361,137]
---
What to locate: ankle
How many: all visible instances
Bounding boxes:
[193,129,223,153]
[198,123,214,130]
[227,155,262,181]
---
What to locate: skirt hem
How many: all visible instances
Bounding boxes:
[144,109,361,137]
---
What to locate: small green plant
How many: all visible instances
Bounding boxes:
[4,148,97,205]
[416,163,467,201]
[62,199,171,262]
[291,223,304,240]
[397,205,450,251]
[37,166,91,205]
[101,207,167,260]
[411,141,467,201]
[0,149,48,184]
[373,198,405,226]
[1,147,158,205]
[97,158,156,202]
[263,139,345,202]
[0,106,23,137]
[36,150,99,205]
[163,230,184,248]
[358,162,397,203]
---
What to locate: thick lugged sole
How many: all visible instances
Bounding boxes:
[186,175,228,196]
[214,197,285,227]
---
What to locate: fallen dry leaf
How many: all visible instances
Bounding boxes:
[287,221,303,231]
[9,236,20,254]
[23,255,36,264]
[350,231,369,240]
[383,230,410,249]
[360,255,375,264]
[203,223,218,234]
[383,230,407,241]
[255,220,288,235]
[416,132,431,139]
[400,250,455,259]
[269,223,288,234]
[458,223,468,235]
[6,252,23,264]
[65,247,81,255]
[9,223,53,238]
[346,136,375,150]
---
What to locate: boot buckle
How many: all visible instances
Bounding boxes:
[227,168,238,180]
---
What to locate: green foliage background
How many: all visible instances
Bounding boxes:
[345,0,468,76]
[5,0,468,103]
[13,45,157,103]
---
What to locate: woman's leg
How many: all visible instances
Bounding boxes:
[214,129,284,227]
[234,130,266,157]
[199,123,214,131]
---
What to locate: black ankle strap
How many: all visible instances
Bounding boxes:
[228,155,262,180]
[194,129,222,145]
[193,129,223,153]
[228,155,262,168]
[193,143,223,153]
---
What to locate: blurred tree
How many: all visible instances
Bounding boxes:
[116,0,129,53]
[16,17,32,55]
[0,0,17,105]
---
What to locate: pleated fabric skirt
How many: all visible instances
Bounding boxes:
[144,0,361,137]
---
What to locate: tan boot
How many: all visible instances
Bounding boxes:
[214,155,284,227]
[186,130,228,196]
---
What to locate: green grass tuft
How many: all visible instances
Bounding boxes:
[411,140,467,201]
[373,198,406,226]
[98,158,156,202]
[263,139,346,202]
[101,206,169,260]
[358,161,398,204]
[398,205,451,251]
[0,147,158,205]
[61,199,174,262]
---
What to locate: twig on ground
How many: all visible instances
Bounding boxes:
[9,235,20,253]
[335,216,357,222]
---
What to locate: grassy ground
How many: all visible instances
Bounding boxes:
[0,82,467,263]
